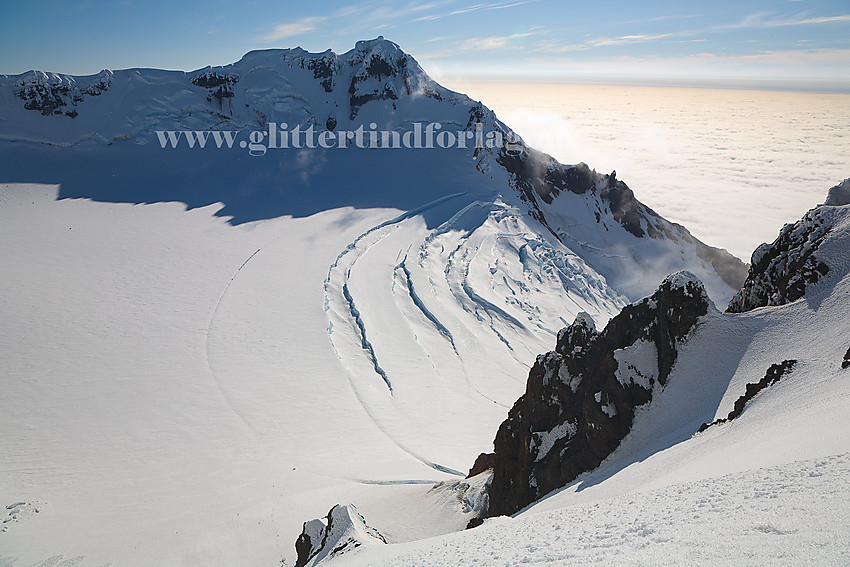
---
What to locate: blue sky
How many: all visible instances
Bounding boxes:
[1,0,848,88]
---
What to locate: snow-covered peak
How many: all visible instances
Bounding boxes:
[661,270,711,306]
[0,37,745,311]
[663,270,701,289]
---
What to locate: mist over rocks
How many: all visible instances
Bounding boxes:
[488,272,713,517]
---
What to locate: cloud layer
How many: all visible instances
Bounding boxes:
[446,81,850,259]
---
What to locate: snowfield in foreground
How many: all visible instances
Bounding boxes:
[332,454,850,566]
[3,184,849,567]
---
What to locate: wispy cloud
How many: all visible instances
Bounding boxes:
[259,17,325,42]
[460,32,534,51]
[719,12,850,30]
[523,10,850,55]
[416,0,534,20]
[590,33,672,47]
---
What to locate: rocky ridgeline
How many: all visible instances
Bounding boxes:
[497,147,747,290]
[488,271,714,517]
[698,360,798,432]
[727,178,850,313]
[727,211,832,313]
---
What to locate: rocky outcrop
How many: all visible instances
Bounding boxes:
[467,452,495,478]
[488,272,714,517]
[496,147,747,291]
[842,346,850,370]
[698,360,797,432]
[190,70,238,110]
[14,70,111,116]
[345,37,420,119]
[727,207,834,313]
[294,504,386,567]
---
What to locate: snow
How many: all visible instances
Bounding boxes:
[663,269,701,290]
[330,453,850,567]
[328,204,850,566]
[532,421,578,463]
[0,40,845,567]
[824,178,850,207]
[614,339,659,390]
[596,391,618,418]
[300,504,387,567]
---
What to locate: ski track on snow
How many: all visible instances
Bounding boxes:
[204,246,267,443]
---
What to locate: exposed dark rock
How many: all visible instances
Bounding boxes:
[495,148,747,290]
[728,207,833,313]
[17,82,68,115]
[599,173,647,238]
[14,71,110,116]
[366,54,396,77]
[842,346,850,370]
[345,38,410,119]
[301,52,339,92]
[467,452,496,478]
[294,504,386,567]
[348,80,398,120]
[190,71,238,89]
[325,115,337,132]
[466,517,484,529]
[489,273,713,517]
[192,71,238,112]
[698,360,797,432]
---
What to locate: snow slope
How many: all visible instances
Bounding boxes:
[322,202,850,566]
[0,38,764,566]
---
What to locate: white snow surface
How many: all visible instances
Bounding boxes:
[614,339,660,390]
[824,177,850,207]
[325,203,850,566]
[532,421,578,463]
[300,504,387,567]
[0,41,845,566]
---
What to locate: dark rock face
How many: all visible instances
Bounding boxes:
[467,452,496,478]
[488,273,713,517]
[345,39,411,119]
[728,207,833,313]
[190,71,237,89]
[14,71,110,116]
[698,360,797,432]
[842,346,850,370]
[300,52,339,93]
[191,71,238,111]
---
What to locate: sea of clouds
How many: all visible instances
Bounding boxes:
[445,82,850,260]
